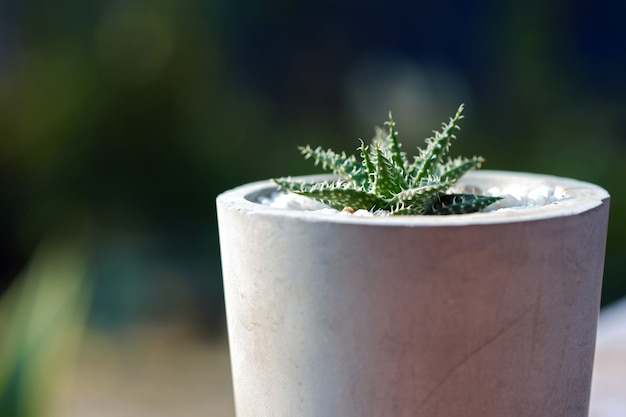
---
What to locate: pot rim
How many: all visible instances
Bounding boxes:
[216,170,609,226]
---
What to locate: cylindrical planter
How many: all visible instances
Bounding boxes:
[216,170,610,417]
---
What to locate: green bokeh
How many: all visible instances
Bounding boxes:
[0,0,624,317]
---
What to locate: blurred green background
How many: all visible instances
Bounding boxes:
[0,0,624,414]
[0,0,626,415]
[1,0,625,328]
[1,0,625,326]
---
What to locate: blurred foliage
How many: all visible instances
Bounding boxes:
[0,237,91,417]
[0,0,624,320]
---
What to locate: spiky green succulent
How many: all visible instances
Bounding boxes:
[274,104,501,215]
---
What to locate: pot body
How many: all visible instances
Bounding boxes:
[216,171,610,417]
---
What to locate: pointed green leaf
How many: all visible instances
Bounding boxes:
[358,140,375,190]
[385,113,406,169]
[389,205,428,215]
[373,145,408,198]
[427,193,502,215]
[391,181,450,208]
[437,156,484,183]
[274,178,386,211]
[297,188,387,211]
[299,145,367,185]
[273,177,328,193]
[409,104,465,186]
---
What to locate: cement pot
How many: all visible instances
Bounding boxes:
[216,170,610,417]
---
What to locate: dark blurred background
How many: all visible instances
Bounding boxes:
[1,0,625,324]
[0,0,624,414]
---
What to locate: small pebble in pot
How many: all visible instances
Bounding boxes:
[342,207,355,214]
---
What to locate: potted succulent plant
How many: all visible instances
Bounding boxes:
[216,105,610,417]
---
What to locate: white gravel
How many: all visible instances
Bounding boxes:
[453,182,568,212]
[258,182,569,216]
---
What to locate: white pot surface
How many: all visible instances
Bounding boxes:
[217,170,610,417]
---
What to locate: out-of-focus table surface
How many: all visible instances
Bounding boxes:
[59,325,236,417]
[591,297,626,417]
[59,299,626,417]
